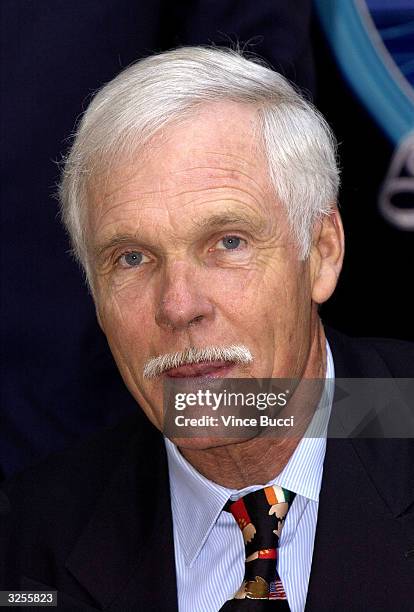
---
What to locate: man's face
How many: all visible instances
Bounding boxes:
[88,102,320,434]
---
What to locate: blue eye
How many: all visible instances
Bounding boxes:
[219,236,242,250]
[122,251,144,267]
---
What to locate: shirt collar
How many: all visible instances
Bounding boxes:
[165,340,335,566]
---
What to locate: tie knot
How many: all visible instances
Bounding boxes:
[225,485,295,553]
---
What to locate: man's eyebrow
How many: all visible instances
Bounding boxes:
[193,212,266,233]
[94,234,141,260]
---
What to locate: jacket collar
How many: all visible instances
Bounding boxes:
[325,324,414,517]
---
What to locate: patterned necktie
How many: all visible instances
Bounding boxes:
[220,485,295,610]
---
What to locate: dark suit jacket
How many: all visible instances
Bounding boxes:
[1,327,413,611]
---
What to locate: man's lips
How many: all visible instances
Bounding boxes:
[164,360,235,378]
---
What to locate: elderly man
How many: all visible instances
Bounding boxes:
[1,47,413,612]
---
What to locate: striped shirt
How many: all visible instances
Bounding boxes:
[165,341,335,612]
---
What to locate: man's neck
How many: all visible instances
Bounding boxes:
[179,322,327,489]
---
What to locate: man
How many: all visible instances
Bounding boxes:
[1,47,413,611]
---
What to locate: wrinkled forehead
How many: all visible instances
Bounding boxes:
[86,101,272,206]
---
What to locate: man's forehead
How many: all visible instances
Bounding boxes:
[91,101,265,191]
[89,109,273,213]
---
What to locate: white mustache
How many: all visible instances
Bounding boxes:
[143,345,253,379]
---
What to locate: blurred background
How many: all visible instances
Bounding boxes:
[1,0,413,480]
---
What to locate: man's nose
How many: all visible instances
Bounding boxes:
[155,262,215,331]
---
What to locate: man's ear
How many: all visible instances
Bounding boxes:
[310,209,345,305]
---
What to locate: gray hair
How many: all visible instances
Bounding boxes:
[59,46,340,281]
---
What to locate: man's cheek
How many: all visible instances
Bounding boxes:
[213,268,268,312]
[103,275,149,303]
[99,295,151,346]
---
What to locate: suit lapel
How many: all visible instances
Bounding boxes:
[306,436,414,610]
[325,325,414,518]
[65,424,178,612]
[305,327,414,609]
